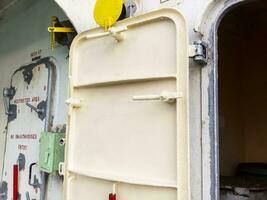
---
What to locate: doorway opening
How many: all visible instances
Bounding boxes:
[218,0,267,199]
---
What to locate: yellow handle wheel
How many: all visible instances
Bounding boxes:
[94,0,124,30]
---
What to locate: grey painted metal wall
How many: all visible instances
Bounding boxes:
[0,0,69,199]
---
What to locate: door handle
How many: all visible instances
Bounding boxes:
[28,163,41,189]
[26,103,43,114]
[26,101,47,120]
[132,91,182,103]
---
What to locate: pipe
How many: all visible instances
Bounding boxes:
[13,165,18,200]
[40,59,56,200]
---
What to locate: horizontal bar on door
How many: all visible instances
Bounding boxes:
[73,74,177,88]
[67,166,177,189]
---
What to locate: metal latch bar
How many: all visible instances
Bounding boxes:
[48,27,74,33]
[132,91,182,103]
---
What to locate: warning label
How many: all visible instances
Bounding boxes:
[10,134,37,140]
[14,96,40,104]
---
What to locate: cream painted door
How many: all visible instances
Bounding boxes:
[64,9,190,200]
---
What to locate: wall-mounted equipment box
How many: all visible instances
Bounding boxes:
[39,132,65,173]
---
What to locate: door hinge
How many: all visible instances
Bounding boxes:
[65,98,82,108]
[189,40,208,66]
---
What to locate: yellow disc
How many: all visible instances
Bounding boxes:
[94,0,124,29]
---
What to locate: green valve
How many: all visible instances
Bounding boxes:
[39,132,65,174]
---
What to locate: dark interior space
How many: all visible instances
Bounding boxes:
[218,0,267,199]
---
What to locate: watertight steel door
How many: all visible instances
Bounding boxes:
[1,58,53,200]
[65,9,190,200]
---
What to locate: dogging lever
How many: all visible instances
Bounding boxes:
[132,91,182,103]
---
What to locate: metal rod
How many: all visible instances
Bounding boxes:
[40,60,54,200]
[13,165,18,200]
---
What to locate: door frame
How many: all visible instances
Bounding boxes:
[65,8,190,200]
[199,0,251,199]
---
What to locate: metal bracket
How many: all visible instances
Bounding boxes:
[7,104,17,122]
[22,67,33,85]
[58,162,65,176]
[17,153,26,171]
[109,26,127,42]
[48,16,75,50]
[22,63,39,85]
[125,0,137,17]
[189,40,208,66]
[3,87,16,99]
[3,86,17,122]
[66,98,82,108]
